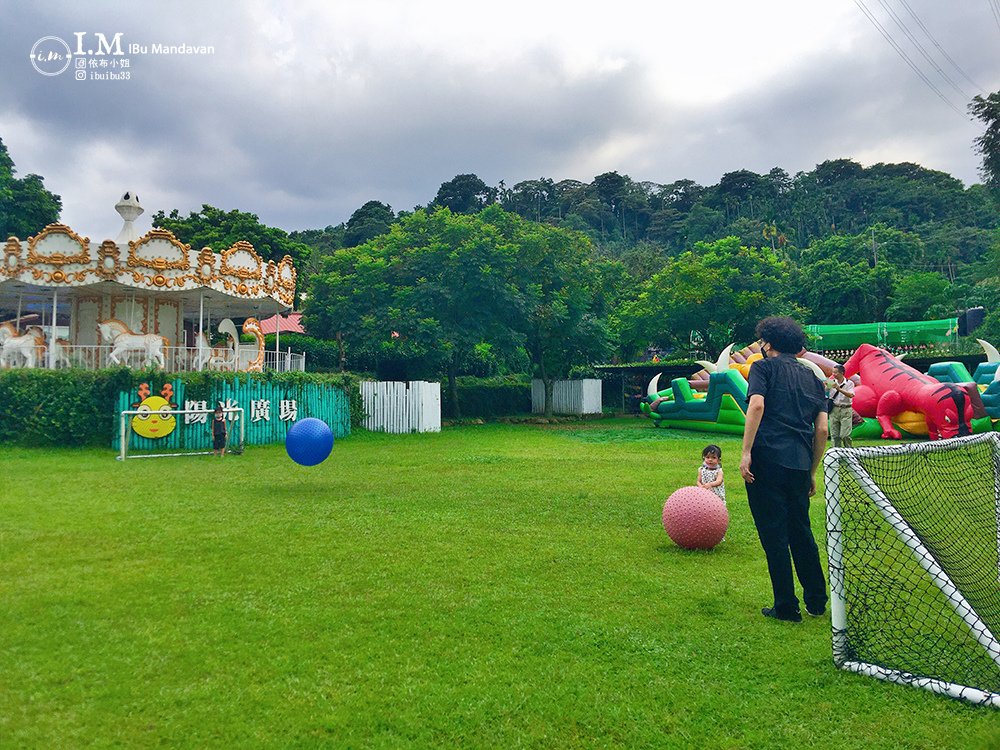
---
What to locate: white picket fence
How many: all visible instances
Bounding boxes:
[531,379,603,415]
[360,380,441,433]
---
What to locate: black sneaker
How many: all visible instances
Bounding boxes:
[761,607,802,623]
[806,606,826,617]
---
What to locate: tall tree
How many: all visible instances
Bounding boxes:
[885,272,952,321]
[152,205,312,269]
[306,207,523,413]
[304,243,390,371]
[432,173,496,214]
[970,91,1000,188]
[613,237,798,358]
[486,207,611,415]
[343,200,395,247]
[502,178,558,222]
[789,258,894,324]
[0,137,61,239]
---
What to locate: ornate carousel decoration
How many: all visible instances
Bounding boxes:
[0,191,300,371]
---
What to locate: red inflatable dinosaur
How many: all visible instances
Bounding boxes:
[844,343,973,440]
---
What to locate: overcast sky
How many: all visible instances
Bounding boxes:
[1,1,997,242]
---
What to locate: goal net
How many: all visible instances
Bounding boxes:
[117,407,245,460]
[824,432,1000,708]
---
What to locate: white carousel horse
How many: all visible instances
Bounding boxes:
[97,318,168,368]
[0,322,46,368]
[23,326,73,368]
[193,318,239,371]
[242,317,265,372]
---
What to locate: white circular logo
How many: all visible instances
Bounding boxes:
[30,36,72,76]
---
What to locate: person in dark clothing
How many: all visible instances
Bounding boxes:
[739,317,829,623]
[212,404,228,457]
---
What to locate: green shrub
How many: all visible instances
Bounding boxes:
[442,375,531,419]
[0,368,133,446]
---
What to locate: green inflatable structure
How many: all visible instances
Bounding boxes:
[641,369,749,435]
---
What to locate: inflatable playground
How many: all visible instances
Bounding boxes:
[641,328,1000,441]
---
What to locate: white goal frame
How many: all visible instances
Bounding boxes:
[824,432,1000,708]
[117,406,245,460]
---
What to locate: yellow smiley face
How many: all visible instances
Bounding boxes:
[131,395,177,439]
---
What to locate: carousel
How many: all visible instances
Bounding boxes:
[0,192,303,371]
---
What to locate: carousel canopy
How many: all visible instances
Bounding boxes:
[0,192,297,321]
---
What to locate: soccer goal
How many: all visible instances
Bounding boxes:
[824,432,1000,708]
[117,406,245,460]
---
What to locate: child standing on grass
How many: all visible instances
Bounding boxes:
[697,444,726,503]
[212,404,227,457]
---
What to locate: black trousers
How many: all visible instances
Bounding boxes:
[745,455,827,616]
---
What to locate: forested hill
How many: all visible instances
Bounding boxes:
[294,159,998,283]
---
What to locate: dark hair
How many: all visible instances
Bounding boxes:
[702,444,721,459]
[755,316,807,354]
[833,364,846,374]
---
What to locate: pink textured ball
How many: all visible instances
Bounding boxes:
[662,486,729,550]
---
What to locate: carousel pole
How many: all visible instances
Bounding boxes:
[274,301,280,371]
[15,291,22,330]
[177,299,182,367]
[198,293,205,371]
[49,289,58,369]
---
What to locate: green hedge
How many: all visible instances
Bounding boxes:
[0,368,365,447]
[442,375,531,418]
[0,368,135,446]
[259,333,342,372]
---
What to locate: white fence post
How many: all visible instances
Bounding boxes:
[531,379,602,415]
[360,380,441,433]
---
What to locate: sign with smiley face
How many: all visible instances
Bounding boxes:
[130,383,177,439]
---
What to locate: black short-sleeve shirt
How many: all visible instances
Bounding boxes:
[746,353,826,471]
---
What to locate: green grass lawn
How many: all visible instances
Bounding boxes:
[1,419,997,748]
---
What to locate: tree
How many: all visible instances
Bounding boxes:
[290,224,346,278]
[970,91,1000,188]
[613,237,798,358]
[290,225,344,256]
[306,207,524,413]
[790,258,893,324]
[343,200,395,247]
[304,241,392,371]
[502,178,558,222]
[680,204,726,245]
[813,158,865,186]
[645,207,686,247]
[152,205,312,270]
[658,179,705,212]
[0,137,61,239]
[713,169,765,220]
[885,272,952,321]
[969,275,1000,344]
[431,173,496,214]
[799,225,924,270]
[488,208,611,415]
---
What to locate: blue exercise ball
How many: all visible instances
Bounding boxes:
[285,417,334,466]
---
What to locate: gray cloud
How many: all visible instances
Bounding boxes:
[0,1,997,243]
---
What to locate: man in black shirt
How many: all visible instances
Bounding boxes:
[739,317,829,623]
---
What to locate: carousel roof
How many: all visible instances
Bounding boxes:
[0,194,297,319]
